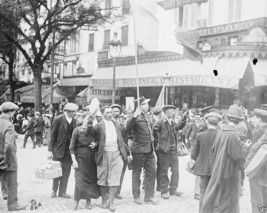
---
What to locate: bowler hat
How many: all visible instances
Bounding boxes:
[134,96,150,105]
[64,103,78,111]
[1,102,19,112]
[254,108,267,120]
[226,105,244,120]
[162,105,176,112]
[111,104,122,111]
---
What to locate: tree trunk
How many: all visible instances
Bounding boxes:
[33,67,43,112]
[8,60,15,102]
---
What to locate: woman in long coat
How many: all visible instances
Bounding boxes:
[69,111,100,210]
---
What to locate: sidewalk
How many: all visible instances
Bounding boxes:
[0,134,252,212]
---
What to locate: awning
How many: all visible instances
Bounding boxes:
[59,76,91,86]
[42,82,67,104]
[250,58,267,87]
[91,57,247,89]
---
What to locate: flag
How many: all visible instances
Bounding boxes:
[155,84,165,107]
[133,0,183,55]
[133,0,203,62]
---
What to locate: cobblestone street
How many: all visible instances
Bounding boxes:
[0,134,252,213]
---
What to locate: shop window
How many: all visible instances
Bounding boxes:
[121,25,128,46]
[103,29,110,50]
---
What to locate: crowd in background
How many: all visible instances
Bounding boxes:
[0,97,267,212]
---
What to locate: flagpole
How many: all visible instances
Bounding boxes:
[132,0,140,107]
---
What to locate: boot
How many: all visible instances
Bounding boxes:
[86,198,92,210]
[100,186,108,209]
[73,200,79,210]
[199,189,206,213]
[108,186,117,212]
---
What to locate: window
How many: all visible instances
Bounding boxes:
[72,61,76,75]
[183,5,189,28]
[208,0,213,25]
[229,0,241,22]
[190,3,197,29]
[88,33,94,52]
[178,7,183,28]
[63,63,67,76]
[121,25,128,46]
[105,0,112,16]
[122,0,129,15]
[103,29,110,50]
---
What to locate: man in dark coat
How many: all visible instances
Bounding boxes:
[200,105,246,213]
[0,102,26,211]
[34,112,44,147]
[48,103,78,198]
[94,106,127,212]
[153,105,186,199]
[126,96,157,205]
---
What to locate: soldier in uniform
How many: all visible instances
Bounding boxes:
[0,102,26,211]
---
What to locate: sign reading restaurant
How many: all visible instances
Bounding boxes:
[92,75,239,89]
[158,0,208,10]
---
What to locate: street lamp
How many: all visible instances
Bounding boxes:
[109,32,122,104]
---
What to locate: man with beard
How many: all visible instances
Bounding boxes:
[48,103,78,198]
[126,96,157,205]
[200,105,246,213]
[111,104,127,199]
[153,105,186,199]
[94,106,127,212]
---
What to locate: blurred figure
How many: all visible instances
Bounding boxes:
[43,114,52,146]
[34,112,45,147]
[48,103,78,199]
[0,102,26,211]
[22,113,36,149]
[70,111,100,210]
[75,110,83,127]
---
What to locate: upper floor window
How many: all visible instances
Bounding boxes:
[121,25,128,46]
[105,0,112,16]
[122,0,129,15]
[208,0,213,25]
[228,0,241,22]
[103,29,110,50]
[88,33,95,52]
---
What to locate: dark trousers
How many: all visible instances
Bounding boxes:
[0,171,8,197]
[117,159,127,195]
[23,134,36,148]
[35,132,43,147]
[155,151,161,191]
[52,152,72,195]
[132,152,156,199]
[3,171,18,208]
[199,175,210,212]
[158,150,179,194]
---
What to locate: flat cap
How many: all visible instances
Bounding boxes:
[111,104,122,110]
[44,114,52,118]
[254,108,267,119]
[1,102,19,112]
[201,105,215,114]
[151,106,162,115]
[134,96,150,105]
[204,112,221,125]
[162,105,176,112]
[64,103,78,111]
[35,111,41,115]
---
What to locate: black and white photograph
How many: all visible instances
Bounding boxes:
[0,0,266,212]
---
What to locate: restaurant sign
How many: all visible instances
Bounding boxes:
[195,18,267,37]
[92,75,239,89]
[158,0,208,10]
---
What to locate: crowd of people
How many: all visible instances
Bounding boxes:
[0,97,267,212]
